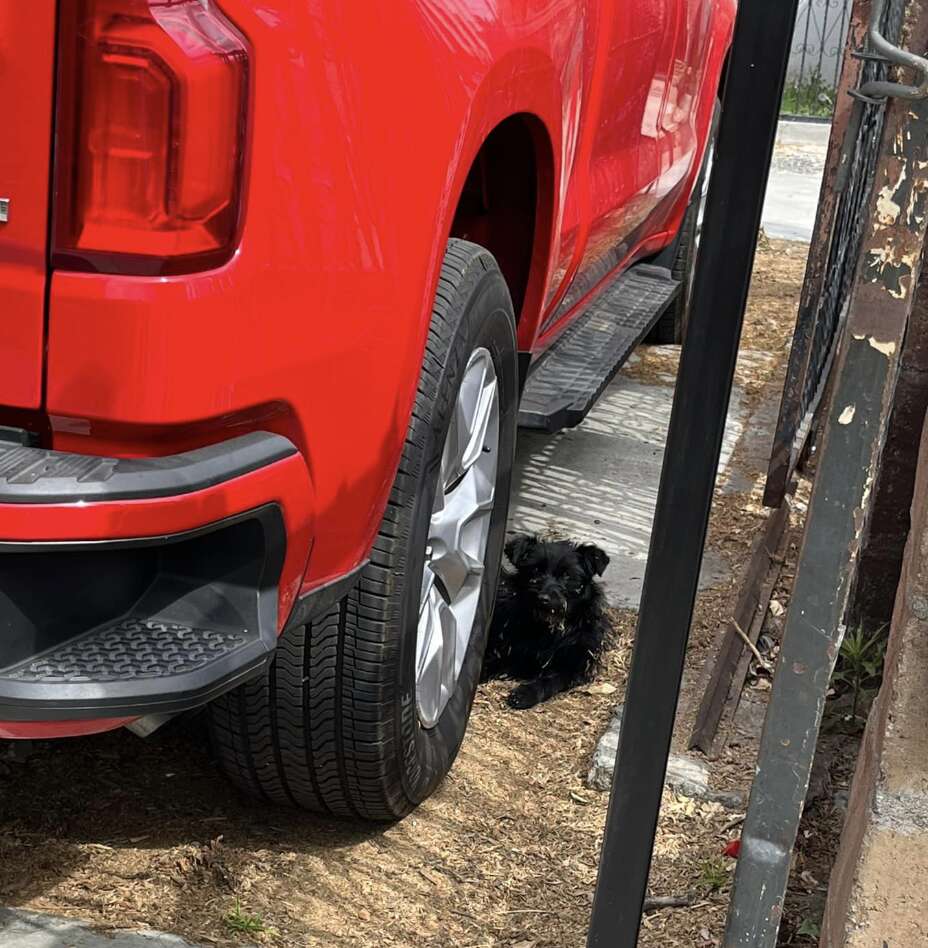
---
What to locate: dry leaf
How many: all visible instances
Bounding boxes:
[583,682,617,696]
[800,870,820,889]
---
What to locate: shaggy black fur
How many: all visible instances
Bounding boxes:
[483,534,612,709]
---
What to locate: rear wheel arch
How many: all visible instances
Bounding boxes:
[448,112,556,342]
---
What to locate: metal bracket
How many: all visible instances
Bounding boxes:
[851,0,928,101]
[851,49,892,63]
[850,49,889,63]
[849,88,891,105]
[836,0,927,193]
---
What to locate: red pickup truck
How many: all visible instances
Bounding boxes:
[0,0,733,819]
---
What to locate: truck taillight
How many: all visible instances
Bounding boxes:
[53,0,250,275]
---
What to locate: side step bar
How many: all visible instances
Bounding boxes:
[519,264,681,433]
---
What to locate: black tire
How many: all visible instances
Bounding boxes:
[648,102,720,345]
[208,239,518,820]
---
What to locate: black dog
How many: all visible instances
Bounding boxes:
[483,534,612,709]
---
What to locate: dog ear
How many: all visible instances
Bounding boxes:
[577,543,609,577]
[505,534,538,568]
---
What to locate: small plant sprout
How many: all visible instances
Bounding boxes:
[796,916,822,939]
[697,855,731,892]
[224,900,265,936]
[832,623,887,722]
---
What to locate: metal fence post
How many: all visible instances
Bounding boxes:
[585,1,799,944]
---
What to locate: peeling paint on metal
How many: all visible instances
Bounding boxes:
[907,179,928,227]
[876,167,906,225]
[868,337,897,356]
[864,244,917,299]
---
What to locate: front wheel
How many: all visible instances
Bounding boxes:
[208,239,518,820]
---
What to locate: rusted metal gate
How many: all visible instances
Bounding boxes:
[764,0,903,508]
[726,0,928,941]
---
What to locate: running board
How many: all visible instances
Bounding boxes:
[519,265,681,433]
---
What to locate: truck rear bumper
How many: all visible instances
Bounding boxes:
[0,432,314,727]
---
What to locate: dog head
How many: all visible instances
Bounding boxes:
[504,534,609,623]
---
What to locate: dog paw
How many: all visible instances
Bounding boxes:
[506,685,538,710]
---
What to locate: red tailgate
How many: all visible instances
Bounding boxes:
[0,1,56,409]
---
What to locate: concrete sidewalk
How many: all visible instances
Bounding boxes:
[0,909,197,948]
[508,348,778,607]
[761,119,828,242]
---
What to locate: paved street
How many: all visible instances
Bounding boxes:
[761,119,828,242]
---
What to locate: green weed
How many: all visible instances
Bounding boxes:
[224,900,265,936]
[697,855,730,892]
[781,70,835,118]
[832,623,887,722]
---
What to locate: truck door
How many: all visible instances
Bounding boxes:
[542,0,678,331]
[656,0,717,201]
[0,1,56,410]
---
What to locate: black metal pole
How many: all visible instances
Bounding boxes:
[586,1,799,945]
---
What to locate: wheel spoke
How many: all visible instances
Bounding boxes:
[416,583,459,727]
[416,585,443,725]
[440,398,467,489]
[419,564,436,614]
[429,469,492,600]
[441,359,498,488]
[460,366,496,476]
[436,597,457,702]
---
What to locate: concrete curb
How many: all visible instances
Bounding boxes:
[587,706,746,810]
[0,908,200,948]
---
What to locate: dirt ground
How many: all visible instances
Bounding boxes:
[0,240,810,948]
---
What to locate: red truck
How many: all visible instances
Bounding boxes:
[0,0,733,819]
